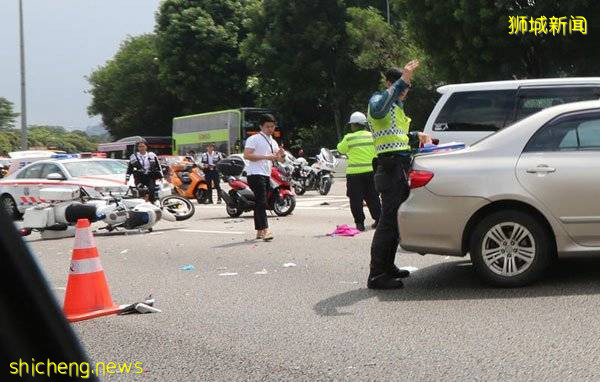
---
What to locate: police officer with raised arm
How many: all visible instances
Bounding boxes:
[366,60,432,290]
[336,111,381,232]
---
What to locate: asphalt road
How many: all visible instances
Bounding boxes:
[25,179,600,381]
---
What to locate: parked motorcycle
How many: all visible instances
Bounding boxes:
[216,156,296,218]
[165,158,210,203]
[289,148,337,195]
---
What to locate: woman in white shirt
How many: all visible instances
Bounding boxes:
[243,114,285,241]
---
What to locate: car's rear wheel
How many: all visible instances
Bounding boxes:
[1,194,21,220]
[470,210,553,287]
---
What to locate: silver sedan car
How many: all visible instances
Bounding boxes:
[400,100,600,287]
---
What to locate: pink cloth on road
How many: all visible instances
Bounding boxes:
[327,224,361,237]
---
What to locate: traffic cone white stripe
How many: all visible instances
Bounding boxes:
[69,258,103,275]
[73,226,96,249]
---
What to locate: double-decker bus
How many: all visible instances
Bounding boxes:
[97,136,172,159]
[172,108,282,156]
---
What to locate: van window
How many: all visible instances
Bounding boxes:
[433,90,516,132]
[513,87,600,122]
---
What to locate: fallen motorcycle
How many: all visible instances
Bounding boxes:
[19,185,194,238]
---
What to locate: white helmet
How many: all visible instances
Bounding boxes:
[348,111,367,125]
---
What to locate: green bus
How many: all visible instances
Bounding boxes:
[172,107,281,156]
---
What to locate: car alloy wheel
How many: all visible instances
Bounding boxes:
[481,222,535,277]
[470,210,553,287]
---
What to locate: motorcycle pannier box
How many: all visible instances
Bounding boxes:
[39,187,80,201]
[216,157,245,176]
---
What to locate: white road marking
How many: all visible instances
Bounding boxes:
[254,269,268,275]
[178,229,246,235]
[283,262,297,267]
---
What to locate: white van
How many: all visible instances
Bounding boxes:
[423,78,600,145]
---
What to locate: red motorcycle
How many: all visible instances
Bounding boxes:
[216,157,296,218]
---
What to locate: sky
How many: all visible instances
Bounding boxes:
[0,0,162,130]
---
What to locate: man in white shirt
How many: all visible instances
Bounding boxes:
[243,114,285,241]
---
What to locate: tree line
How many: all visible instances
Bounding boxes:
[0,97,105,155]
[85,0,598,152]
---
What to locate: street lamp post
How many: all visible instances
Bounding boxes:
[386,0,390,24]
[19,0,28,150]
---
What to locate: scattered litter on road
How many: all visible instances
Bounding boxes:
[320,202,330,205]
[399,266,418,273]
[283,263,297,268]
[119,297,161,315]
[254,269,268,275]
[224,218,245,224]
[120,249,128,254]
[339,281,358,285]
[179,264,195,271]
[327,225,361,237]
[219,272,238,276]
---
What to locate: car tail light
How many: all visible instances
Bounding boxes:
[409,170,434,189]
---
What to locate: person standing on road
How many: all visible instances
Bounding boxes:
[126,140,163,202]
[243,114,285,241]
[366,60,432,290]
[201,143,224,204]
[336,111,381,232]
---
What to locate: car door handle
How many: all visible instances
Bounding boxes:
[526,165,556,174]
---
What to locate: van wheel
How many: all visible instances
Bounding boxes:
[1,194,21,220]
[470,210,553,287]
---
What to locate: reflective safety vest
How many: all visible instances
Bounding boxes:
[367,103,411,155]
[336,130,376,175]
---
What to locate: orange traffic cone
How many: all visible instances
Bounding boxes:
[63,219,120,322]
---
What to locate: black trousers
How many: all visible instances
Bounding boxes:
[369,155,411,276]
[134,174,157,202]
[346,172,381,224]
[248,175,269,230]
[205,170,222,202]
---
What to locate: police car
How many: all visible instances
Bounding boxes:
[0,156,130,219]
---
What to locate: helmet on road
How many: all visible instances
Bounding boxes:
[348,111,367,125]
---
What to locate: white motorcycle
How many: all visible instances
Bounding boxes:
[289,148,337,196]
[19,185,194,238]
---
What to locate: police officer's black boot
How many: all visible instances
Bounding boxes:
[388,264,410,278]
[356,222,366,232]
[367,272,403,289]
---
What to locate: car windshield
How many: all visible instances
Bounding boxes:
[63,160,128,177]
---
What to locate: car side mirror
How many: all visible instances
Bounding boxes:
[46,173,65,181]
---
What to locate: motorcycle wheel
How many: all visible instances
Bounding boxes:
[194,188,209,204]
[226,205,243,218]
[273,195,296,216]
[318,177,332,195]
[160,195,195,221]
[293,184,306,196]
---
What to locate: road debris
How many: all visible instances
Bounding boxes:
[179,264,195,271]
[224,218,245,224]
[254,269,268,275]
[219,272,238,276]
[283,263,297,268]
